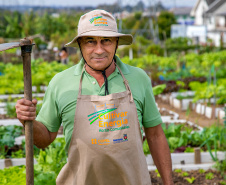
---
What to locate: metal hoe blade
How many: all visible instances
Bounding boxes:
[0,42,21,51]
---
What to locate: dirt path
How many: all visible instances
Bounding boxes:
[156,98,224,128]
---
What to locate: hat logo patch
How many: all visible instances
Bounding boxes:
[89,15,108,26]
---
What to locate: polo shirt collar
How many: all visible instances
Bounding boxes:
[74,55,130,76]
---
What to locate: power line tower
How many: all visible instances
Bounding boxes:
[153,0,160,44]
[117,0,123,32]
[115,0,160,44]
[147,0,160,44]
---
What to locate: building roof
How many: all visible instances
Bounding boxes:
[190,0,202,16]
[206,0,216,6]
[190,0,216,16]
[170,7,193,16]
[206,0,225,13]
[217,12,226,16]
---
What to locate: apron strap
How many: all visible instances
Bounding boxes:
[78,63,133,102]
[115,63,133,102]
[78,66,85,98]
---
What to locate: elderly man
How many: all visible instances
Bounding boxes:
[16,9,173,185]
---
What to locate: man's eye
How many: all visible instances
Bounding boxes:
[102,39,112,44]
[87,40,94,44]
[103,39,111,42]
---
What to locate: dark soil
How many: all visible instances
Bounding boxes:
[0,114,10,119]
[5,145,23,157]
[159,109,175,119]
[150,169,226,185]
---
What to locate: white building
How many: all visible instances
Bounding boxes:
[170,7,194,25]
[171,24,207,43]
[191,0,226,46]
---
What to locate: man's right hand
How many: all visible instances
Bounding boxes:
[15,98,58,148]
[15,99,37,125]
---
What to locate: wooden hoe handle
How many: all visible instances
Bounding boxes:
[21,38,34,185]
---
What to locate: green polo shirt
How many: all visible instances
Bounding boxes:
[36,56,162,152]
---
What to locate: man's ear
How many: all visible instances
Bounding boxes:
[77,38,82,52]
[116,38,119,50]
[115,44,118,54]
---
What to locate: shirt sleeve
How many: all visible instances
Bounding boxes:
[142,78,162,128]
[36,83,62,132]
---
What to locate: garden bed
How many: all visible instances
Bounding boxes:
[156,99,224,127]
[163,120,203,131]
[195,102,225,120]
[0,119,21,126]
[159,108,179,121]
[0,93,45,100]
[146,152,225,166]
[0,100,43,119]
[0,158,37,169]
[0,114,10,119]
[150,169,225,185]
[14,134,64,145]
[159,92,225,121]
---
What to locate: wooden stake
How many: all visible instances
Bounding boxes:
[4,158,12,168]
[194,147,201,164]
[211,106,216,119]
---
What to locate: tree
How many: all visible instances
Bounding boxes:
[134,12,142,20]
[36,12,67,41]
[21,11,38,37]
[4,11,22,38]
[157,11,176,40]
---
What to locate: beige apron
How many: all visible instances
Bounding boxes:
[56,64,151,185]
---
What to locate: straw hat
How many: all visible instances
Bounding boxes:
[65,9,133,47]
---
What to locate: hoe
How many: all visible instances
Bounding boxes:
[0,38,34,185]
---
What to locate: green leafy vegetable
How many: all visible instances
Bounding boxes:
[185,177,195,183]
[205,172,214,180]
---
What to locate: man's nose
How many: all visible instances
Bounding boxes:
[94,41,105,54]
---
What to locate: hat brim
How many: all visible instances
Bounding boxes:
[65,30,133,47]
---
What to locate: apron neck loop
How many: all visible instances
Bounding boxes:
[78,55,133,102]
[85,60,113,96]
[102,70,109,95]
[115,63,133,103]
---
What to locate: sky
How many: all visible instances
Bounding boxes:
[0,0,198,8]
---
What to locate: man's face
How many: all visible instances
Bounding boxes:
[79,36,118,71]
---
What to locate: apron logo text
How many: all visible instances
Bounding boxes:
[88,103,117,125]
[99,117,128,128]
[88,104,130,132]
[91,138,110,145]
[99,125,130,132]
[113,134,128,144]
